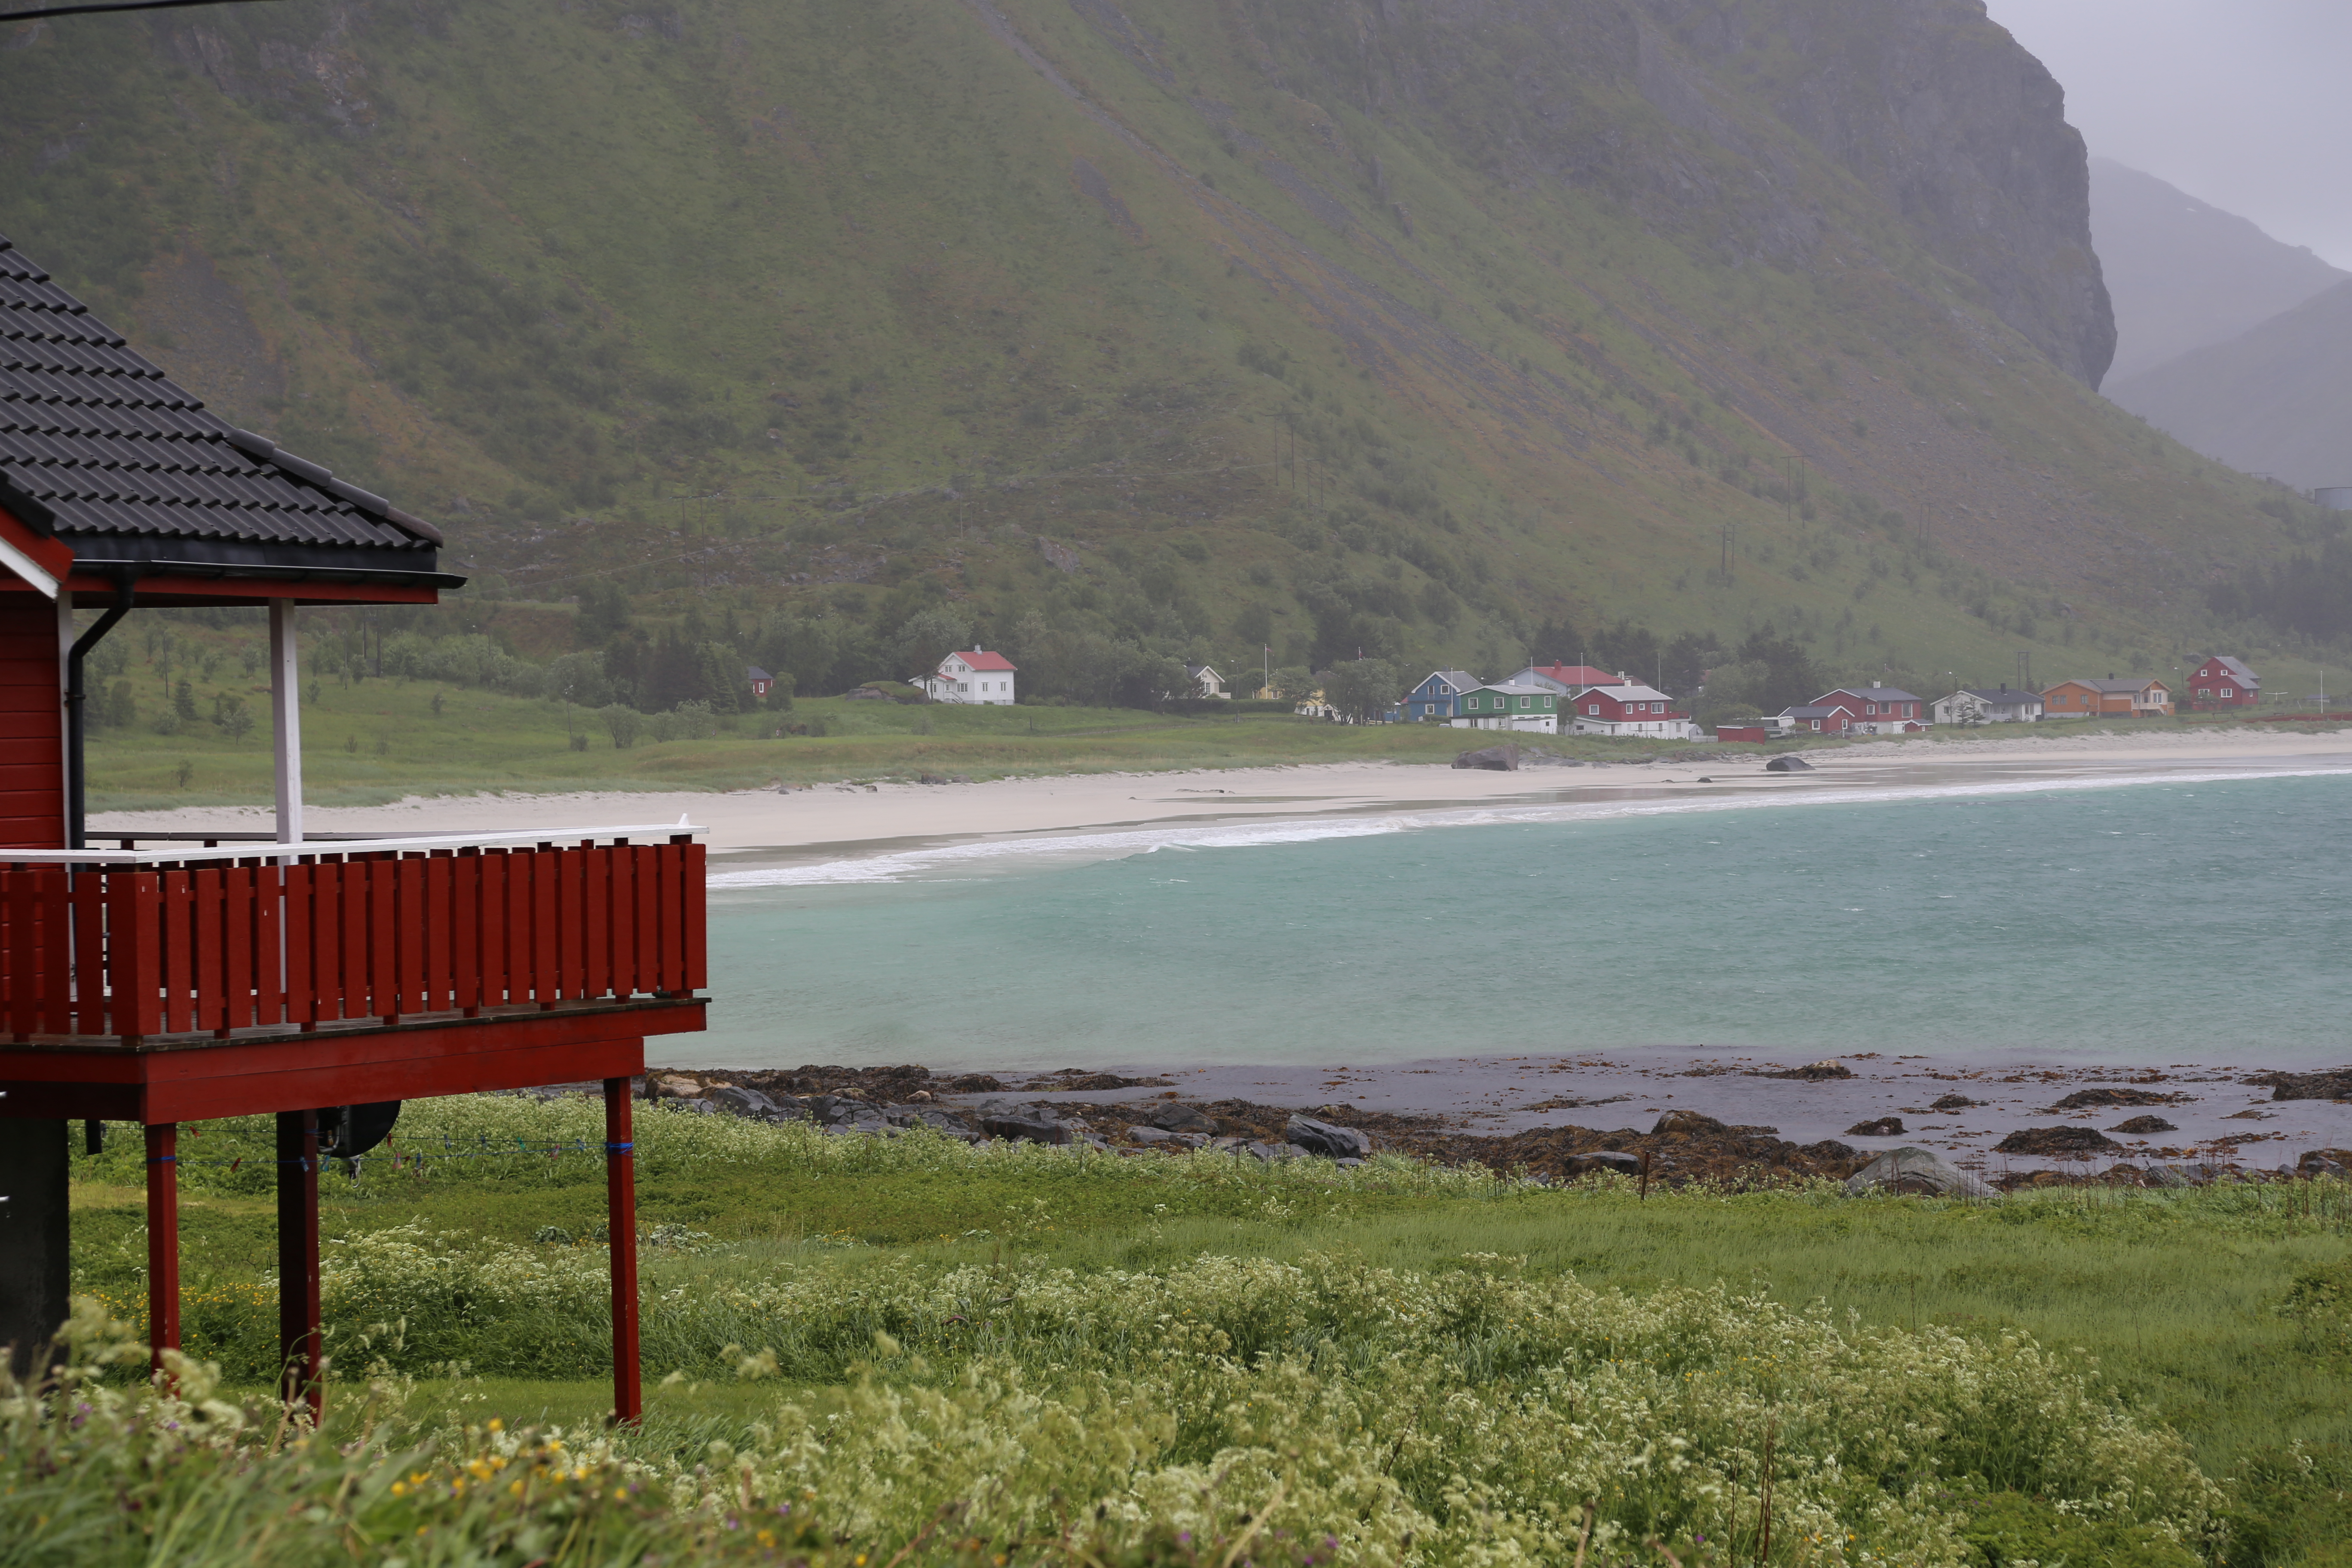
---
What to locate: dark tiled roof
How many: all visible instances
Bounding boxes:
[0,231,444,566]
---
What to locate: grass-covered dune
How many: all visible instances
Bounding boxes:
[17,1096,2352,1565]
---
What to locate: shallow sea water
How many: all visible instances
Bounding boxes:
[681,771,2352,1071]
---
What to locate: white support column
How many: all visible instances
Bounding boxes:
[56,596,74,850]
[270,599,303,845]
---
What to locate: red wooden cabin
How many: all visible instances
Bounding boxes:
[0,231,705,1421]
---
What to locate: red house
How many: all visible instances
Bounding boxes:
[2186,655,2259,710]
[1564,682,1701,738]
[0,231,704,1420]
[1813,687,1926,734]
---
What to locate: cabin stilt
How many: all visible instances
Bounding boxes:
[605,1076,643,1424]
[144,1122,180,1374]
[276,1110,323,1421]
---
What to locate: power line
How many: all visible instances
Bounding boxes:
[2,0,275,20]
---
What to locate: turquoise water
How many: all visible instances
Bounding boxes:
[683,772,2352,1069]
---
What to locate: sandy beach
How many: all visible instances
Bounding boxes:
[87,725,2352,867]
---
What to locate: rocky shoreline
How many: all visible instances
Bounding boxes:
[623,1063,2352,1191]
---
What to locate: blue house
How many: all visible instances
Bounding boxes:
[1404,669,1480,722]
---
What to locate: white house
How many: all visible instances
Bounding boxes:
[921,648,1018,704]
[1185,663,1230,699]
[1448,681,1560,734]
[1932,687,2043,726]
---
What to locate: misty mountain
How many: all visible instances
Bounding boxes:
[0,0,2302,686]
[2091,157,2347,383]
[2105,279,2352,492]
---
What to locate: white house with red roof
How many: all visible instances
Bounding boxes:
[1565,683,1702,739]
[922,647,1018,704]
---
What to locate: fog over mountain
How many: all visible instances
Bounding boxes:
[2090,158,2347,383]
[2106,279,2352,492]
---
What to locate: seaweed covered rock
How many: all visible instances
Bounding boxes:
[1997,1125,2123,1156]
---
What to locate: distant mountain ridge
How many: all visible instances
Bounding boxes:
[0,0,2304,689]
[2091,158,2347,383]
[2106,279,2352,491]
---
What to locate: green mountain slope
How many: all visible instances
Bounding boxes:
[0,0,2324,706]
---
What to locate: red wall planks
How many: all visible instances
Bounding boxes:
[0,596,61,850]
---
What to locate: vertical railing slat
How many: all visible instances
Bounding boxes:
[680,841,707,992]
[531,848,558,1005]
[110,870,162,1041]
[285,863,317,1028]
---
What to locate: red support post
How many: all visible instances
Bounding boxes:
[603,1075,642,1425]
[276,1110,323,1423]
[144,1122,180,1377]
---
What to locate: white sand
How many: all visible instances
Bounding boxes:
[89,726,2352,861]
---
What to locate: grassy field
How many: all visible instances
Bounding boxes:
[28,1094,2352,1565]
[86,671,2352,813]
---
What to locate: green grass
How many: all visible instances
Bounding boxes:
[38,1096,2352,1564]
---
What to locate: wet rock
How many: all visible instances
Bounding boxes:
[1145,1102,1218,1135]
[2148,1164,2195,1187]
[2249,1068,2352,1102]
[2111,1115,2177,1134]
[1025,1069,1175,1092]
[1285,1115,1372,1158]
[1846,1117,1906,1136]
[1759,1059,1853,1081]
[2298,1148,2352,1176]
[1764,755,1815,772]
[1844,1146,1995,1198]
[1127,1124,1176,1144]
[809,1096,890,1135]
[652,1074,707,1099]
[1930,1093,1983,1111]
[1565,1151,1643,1177]
[943,1073,1005,1093]
[1453,744,1521,771]
[1995,1125,2122,1155]
[2046,1087,2187,1111]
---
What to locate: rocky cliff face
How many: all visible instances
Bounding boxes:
[1235,0,2115,388]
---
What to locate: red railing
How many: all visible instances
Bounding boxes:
[1,838,705,1042]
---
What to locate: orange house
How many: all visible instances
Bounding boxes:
[2042,677,2172,718]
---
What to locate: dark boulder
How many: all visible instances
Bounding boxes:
[888,1105,979,1140]
[2111,1115,2177,1134]
[1284,1115,1372,1159]
[1145,1102,1217,1134]
[1453,744,1521,771]
[1764,754,1815,772]
[1930,1093,1983,1111]
[1995,1125,2122,1155]
[707,1084,781,1119]
[2250,1068,2352,1102]
[1846,1116,1906,1136]
[977,1104,1072,1145]
[1565,1150,1643,1177]
[2047,1087,2187,1110]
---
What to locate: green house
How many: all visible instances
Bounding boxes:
[1449,682,1559,733]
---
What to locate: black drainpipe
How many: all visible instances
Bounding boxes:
[64,574,138,853]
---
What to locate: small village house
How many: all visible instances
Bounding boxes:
[1404,669,1480,720]
[2186,655,2259,710]
[746,665,776,701]
[2043,677,2171,718]
[1566,683,1701,739]
[1932,687,2044,726]
[1512,662,1624,696]
[921,647,1017,704]
[1184,663,1230,699]
[1450,680,1560,733]
[1813,687,1927,735]
[1773,704,1853,734]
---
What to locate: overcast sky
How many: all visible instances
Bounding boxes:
[1982,0,2352,267]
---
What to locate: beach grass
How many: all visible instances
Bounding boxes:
[42,1096,2352,1564]
[86,674,2352,812]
